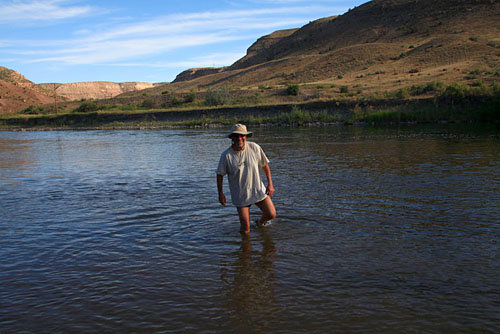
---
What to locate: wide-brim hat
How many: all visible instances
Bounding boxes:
[227,123,253,138]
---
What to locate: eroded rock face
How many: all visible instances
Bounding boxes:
[172,68,224,83]
[37,82,155,101]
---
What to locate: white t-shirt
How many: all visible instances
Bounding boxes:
[216,141,270,207]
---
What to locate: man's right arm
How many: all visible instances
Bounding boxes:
[217,174,226,206]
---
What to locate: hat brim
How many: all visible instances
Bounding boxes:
[228,131,252,138]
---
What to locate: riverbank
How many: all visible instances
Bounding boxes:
[1,95,498,131]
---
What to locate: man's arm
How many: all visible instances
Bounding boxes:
[217,174,226,206]
[261,164,275,196]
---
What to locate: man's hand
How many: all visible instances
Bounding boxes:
[217,174,226,206]
[219,192,226,206]
[266,184,275,196]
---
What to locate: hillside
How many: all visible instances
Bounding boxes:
[157,0,499,95]
[0,67,53,113]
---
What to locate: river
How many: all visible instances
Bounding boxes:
[1,125,499,333]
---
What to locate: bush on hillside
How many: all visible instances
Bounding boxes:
[287,84,300,96]
[75,102,100,113]
[205,86,231,106]
[20,105,45,114]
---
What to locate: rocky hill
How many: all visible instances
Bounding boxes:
[0,67,53,113]
[163,0,499,94]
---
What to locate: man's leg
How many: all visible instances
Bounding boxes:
[255,196,277,226]
[237,206,251,234]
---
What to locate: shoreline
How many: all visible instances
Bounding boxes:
[1,96,498,131]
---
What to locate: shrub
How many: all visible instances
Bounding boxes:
[396,88,410,99]
[205,86,231,106]
[184,91,195,103]
[493,81,500,96]
[340,85,349,93]
[287,84,300,96]
[409,81,444,95]
[20,105,44,114]
[140,99,155,109]
[75,102,99,113]
[443,83,470,102]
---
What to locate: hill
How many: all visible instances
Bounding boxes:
[155,0,499,96]
[0,67,53,113]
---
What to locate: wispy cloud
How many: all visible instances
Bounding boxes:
[0,0,96,23]
[2,2,348,75]
[113,52,246,69]
[8,5,336,65]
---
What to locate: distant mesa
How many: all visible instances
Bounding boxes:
[37,82,155,101]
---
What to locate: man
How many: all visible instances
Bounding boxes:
[217,124,276,234]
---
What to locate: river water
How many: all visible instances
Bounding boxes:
[1,125,499,333]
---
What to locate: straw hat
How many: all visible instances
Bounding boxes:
[227,123,253,138]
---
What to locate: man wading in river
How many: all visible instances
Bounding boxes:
[217,124,277,234]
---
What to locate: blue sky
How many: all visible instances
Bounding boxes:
[0,0,366,84]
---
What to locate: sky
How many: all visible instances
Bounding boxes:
[0,0,366,84]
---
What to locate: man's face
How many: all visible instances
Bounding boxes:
[231,134,246,149]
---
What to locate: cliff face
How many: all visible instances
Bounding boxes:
[37,82,155,101]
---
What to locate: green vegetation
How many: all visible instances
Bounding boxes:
[287,84,300,96]
[75,102,100,113]
[205,86,231,106]
[20,105,47,114]
[2,81,499,130]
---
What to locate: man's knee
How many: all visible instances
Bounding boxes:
[263,198,277,219]
[268,206,277,219]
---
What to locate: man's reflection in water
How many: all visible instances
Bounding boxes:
[220,230,279,332]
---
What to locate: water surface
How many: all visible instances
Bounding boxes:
[1,125,499,333]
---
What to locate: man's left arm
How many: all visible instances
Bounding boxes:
[262,164,275,196]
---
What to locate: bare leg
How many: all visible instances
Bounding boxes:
[255,196,277,226]
[237,206,251,234]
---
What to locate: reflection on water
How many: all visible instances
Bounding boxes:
[220,231,278,332]
[0,125,499,333]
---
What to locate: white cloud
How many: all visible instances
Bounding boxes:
[122,52,247,69]
[3,3,346,68]
[0,0,95,23]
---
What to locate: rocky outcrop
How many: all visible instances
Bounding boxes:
[37,81,155,101]
[230,28,298,70]
[173,68,225,83]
